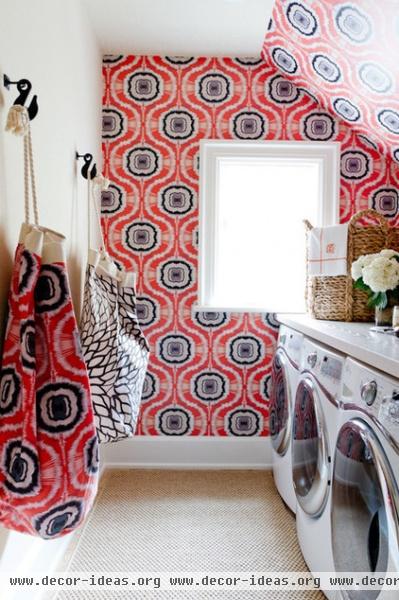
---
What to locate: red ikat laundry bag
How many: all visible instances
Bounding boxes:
[0,108,99,539]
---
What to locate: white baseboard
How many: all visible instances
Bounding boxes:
[101,436,272,470]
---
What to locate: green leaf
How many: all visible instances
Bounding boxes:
[367,291,388,309]
[379,291,388,309]
[367,294,377,308]
[353,278,371,293]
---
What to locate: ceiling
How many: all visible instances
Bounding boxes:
[83,0,275,56]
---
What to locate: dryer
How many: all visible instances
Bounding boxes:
[292,337,345,600]
[269,325,303,513]
[331,357,399,600]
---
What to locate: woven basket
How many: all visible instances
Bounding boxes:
[305,209,399,322]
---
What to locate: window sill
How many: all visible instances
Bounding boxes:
[193,304,305,314]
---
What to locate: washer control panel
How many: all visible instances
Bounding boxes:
[320,355,343,382]
[301,338,344,398]
[307,351,317,369]
[379,392,399,440]
[343,358,399,441]
[357,377,391,419]
[361,380,378,406]
[278,325,303,366]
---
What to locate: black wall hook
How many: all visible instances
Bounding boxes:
[3,74,38,121]
[76,152,98,180]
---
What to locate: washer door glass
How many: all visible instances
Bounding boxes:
[292,377,329,517]
[332,419,399,600]
[269,350,291,456]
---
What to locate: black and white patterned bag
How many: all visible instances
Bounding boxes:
[80,181,149,443]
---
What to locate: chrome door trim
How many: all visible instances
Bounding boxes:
[342,403,399,455]
[293,375,330,517]
[277,345,300,371]
[300,369,339,408]
[332,418,399,575]
[272,348,293,457]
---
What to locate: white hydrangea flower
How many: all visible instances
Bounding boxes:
[362,256,399,293]
[351,253,378,281]
[380,249,399,259]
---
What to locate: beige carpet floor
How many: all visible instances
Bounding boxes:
[56,470,325,599]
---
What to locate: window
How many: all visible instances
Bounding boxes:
[198,140,340,312]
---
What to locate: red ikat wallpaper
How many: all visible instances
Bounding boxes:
[263,0,399,162]
[101,55,399,437]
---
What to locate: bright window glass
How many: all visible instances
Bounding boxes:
[199,141,339,312]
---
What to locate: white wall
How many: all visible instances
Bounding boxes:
[0,0,102,586]
[0,0,102,324]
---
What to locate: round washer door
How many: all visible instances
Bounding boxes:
[331,418,399,600]
[269,349,292,457]
[292,376,330,517]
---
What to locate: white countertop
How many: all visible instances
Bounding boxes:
[277,313,399,379]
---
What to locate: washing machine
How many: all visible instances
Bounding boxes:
[269,325,303,513]
[331,357,399,600]
[292,337,345,600]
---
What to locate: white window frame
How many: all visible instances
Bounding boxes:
[197,139,341,313]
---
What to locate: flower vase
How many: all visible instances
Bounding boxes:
[374,293,398,327]
[375,305,394,327]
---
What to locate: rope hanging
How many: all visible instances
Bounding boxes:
[6,104,39,225]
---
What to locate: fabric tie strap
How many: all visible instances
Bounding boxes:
[88,173,109,254]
